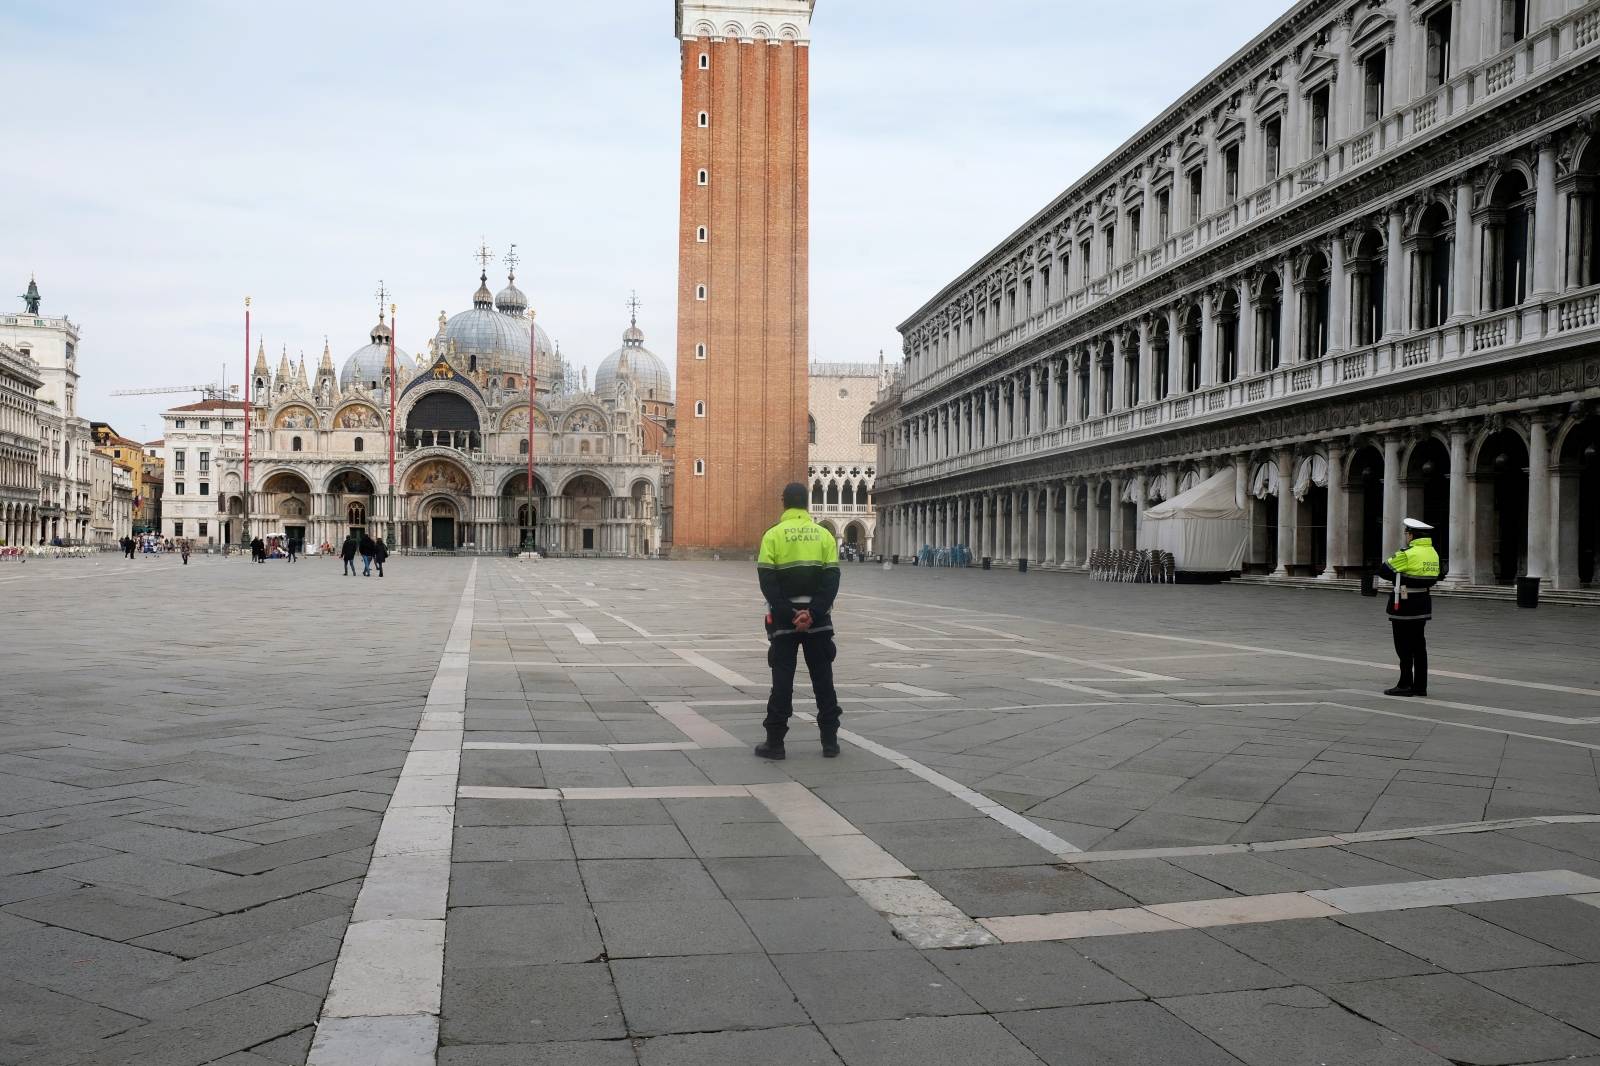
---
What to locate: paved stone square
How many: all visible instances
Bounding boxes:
[2,551,1599,1065]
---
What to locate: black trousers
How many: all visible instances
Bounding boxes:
[1391,620,1428,693]
[764,630,842,741]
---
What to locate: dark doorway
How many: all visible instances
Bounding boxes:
[431,516,456,550]
[582,528,595,551]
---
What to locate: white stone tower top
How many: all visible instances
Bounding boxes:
[675,0,814,43]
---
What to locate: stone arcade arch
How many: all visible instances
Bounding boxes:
[1553,416,1599,588]
[501,472,551,551]
[1472,426,1530,584]
[560,473,611,554]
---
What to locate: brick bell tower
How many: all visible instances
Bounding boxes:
[672,0,814,555]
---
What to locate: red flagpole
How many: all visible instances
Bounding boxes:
[243,296,251,545]
[534,300,547,544]
[388,303,397,541]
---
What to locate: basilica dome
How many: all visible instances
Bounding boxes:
[442,272,560,382]
[340,318,411,392]
[595,319,673,405]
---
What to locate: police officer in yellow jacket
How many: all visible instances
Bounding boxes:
[755,483,843,760]
[1376,517,1441,697]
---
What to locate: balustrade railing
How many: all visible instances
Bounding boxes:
[878,282,1600,488]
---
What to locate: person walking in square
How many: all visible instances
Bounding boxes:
[358,531,377,577]
[754,482,844,760]
[180,539,190,565]
[373,536,388,578]
[286,536,298,564]
[1377,517,1440,697]
[341,533,358,576]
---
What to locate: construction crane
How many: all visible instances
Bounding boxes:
[110,383,238,401]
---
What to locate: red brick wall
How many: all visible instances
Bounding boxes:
[672,36,810,554]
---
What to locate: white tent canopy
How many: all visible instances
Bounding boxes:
[1137,467,1246,572]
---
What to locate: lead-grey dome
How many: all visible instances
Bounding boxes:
[595,320,673,405]
[340,318,410,391]
[441,272,558,381]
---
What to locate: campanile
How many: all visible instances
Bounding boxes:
[672,1,814,554]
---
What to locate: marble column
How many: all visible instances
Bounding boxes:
[1108,477,1125,550]
[1526,415,1551,581]
[1011,490,1023,561]
[1085,483,1102,562]
[1165,306,1184,395]
[1443,423,1470,583]
[1111,334,1126,411]
[1273,448,1297,575]
[1131,474,1146,548]
[1385,206,1406,338]
[1044,483,1058,565]
[1532,140,1559,298]
[1323,439,1347,577]
[1329,234,1348,354]
[1452,180,1474,320]
[1199,290,1215,389]
[1381,434,1404,555]
[1063,481,1081,566]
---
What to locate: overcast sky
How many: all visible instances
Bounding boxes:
[2,0,1287,440]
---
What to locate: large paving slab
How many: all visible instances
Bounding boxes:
[5,553,1600,1065]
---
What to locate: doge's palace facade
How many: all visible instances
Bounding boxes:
[872,0,1600,591]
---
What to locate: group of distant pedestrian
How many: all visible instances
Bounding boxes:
[340,532,388,577]
[121,534,189,563]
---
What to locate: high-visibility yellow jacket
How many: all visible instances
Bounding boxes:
[757,507,841,638]
[1377,536,1440,621]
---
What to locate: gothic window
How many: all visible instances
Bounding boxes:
[808,414,816,444]
[1413,202,1453,328]
[1350,229,1386,346]
[1425,5,1453,90]
[292,436,302,451]
[1262,116,1282,179]
[1362,49,1387,126]
[1257,272,1283,371]
[860,416,873,444]
[1216,290,1240,382]
[1501,0,1529,46]
[1156,190,1171,241]
[1127,208,1142,257]
[1308,84,1331,153]
[1183,306,1203,391]
[505,376,516,389]
[1079,238,1092,282]
[1102,224,1116,271]
[697,111,708,127]
[519,439,529,455]
[1187,168,1204,224]
[696,342,707,359]
[695,284,706,300]
[348,503,365,526]
[826,481,839,506]
[698,52,709,69]
[694,401,705,417]
[354,437,364,452]
[842,482,855,507]
[693,459,704,475]
[697,226,708,242]
[1223,144,1240,202]
[1485,171,1532,310]
[697,169,708,185]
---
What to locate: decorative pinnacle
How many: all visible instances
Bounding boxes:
[504,243,519,281]
[375,280,389,320]
[626,290,641,327]
[475,239,493,279]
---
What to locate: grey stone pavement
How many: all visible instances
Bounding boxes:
[1,552,1598,1065]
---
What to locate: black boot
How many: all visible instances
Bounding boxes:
[755,726,788,760]
[1383,685,1414,697]
[821,733,840,758]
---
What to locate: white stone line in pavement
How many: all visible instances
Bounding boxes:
[308,560,477,1066]
[879,682,955,698]
[1061,814,1600,864]
[1054,621,1600,698]
[1354,689,1600,726]
[791,710,1083,856]
[565,622,600,645]
[652,701,746,748]
[671,647,757,687]
[1323,701,1600,754]
[464,741,701,752]
[469,660,692,668]
[980,870,1600,943]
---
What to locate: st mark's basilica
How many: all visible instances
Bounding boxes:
[224,255,673,555]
